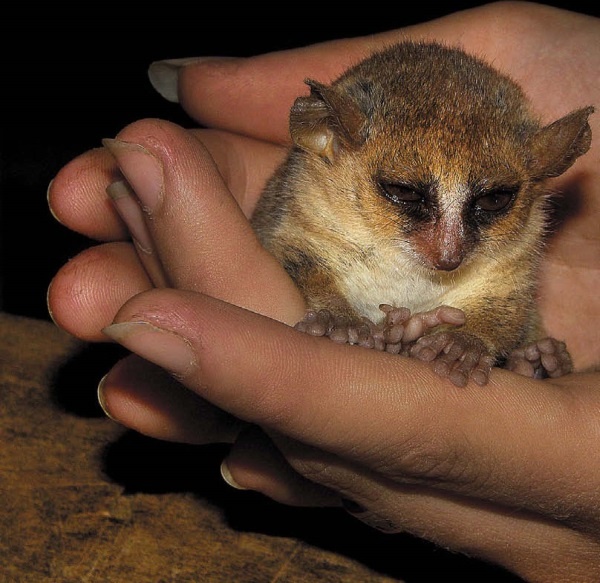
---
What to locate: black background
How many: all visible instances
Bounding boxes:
[2,3,599,581]
[2,1,597,320]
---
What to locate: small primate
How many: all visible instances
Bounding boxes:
[251,41,593,386]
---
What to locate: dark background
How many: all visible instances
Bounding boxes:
[2,1,598,321]
[1,3,598,581]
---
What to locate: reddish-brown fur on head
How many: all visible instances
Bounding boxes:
[252,41,593,356]
[284,42,592,274]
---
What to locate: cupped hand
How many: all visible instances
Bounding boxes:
[155,0,600,370]
[103,286,600,579]
[47,2,600,579]
[48,120,305,444]
[48,123,299,338]
[50,1,600,366]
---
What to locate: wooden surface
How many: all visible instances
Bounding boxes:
[0,312,520,582]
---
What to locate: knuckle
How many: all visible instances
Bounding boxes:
[375,428,487,491]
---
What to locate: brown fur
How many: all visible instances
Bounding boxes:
[252,41,593,365]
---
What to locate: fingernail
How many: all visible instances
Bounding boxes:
[46,280,58,326]
[102,321,195,378]
[46,179,63,225]
[107,180,154,253]
[106,180,169,288]
[97,374,119,422]
[148,57,234,103]
[220,459,248,490]
[102,139,163,213]
[147,58,198,102]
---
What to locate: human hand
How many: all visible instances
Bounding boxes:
[48,119,306,443]
[49,1,600,365]
[147,0,600,371]
[102,287,600,580]
[48,2,600,579]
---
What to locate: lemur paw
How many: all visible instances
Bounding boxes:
[294,309,380,348]
[387,304,465,345]
[410,331,495,387]
[505,338,572,379]
[295,305,465,354]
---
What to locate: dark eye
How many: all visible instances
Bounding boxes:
[474,189,514,212]
[379,182,424,206]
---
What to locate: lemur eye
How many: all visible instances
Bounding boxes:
[475,189,514,212]
[380,183,424,205]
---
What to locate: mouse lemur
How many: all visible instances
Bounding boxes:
[251,41,593,386]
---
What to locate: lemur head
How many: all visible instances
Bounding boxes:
[289,41,593,272]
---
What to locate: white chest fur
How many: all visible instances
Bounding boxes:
[336,248,450,322]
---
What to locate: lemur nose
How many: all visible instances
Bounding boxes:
[435,257,463,271]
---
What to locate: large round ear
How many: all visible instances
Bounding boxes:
[289,79,367,164]
[527,106,594,179]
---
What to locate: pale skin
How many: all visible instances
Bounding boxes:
[47,2,600,580]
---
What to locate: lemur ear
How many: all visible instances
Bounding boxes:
[527,106,594,179]
[289,79,367,163]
